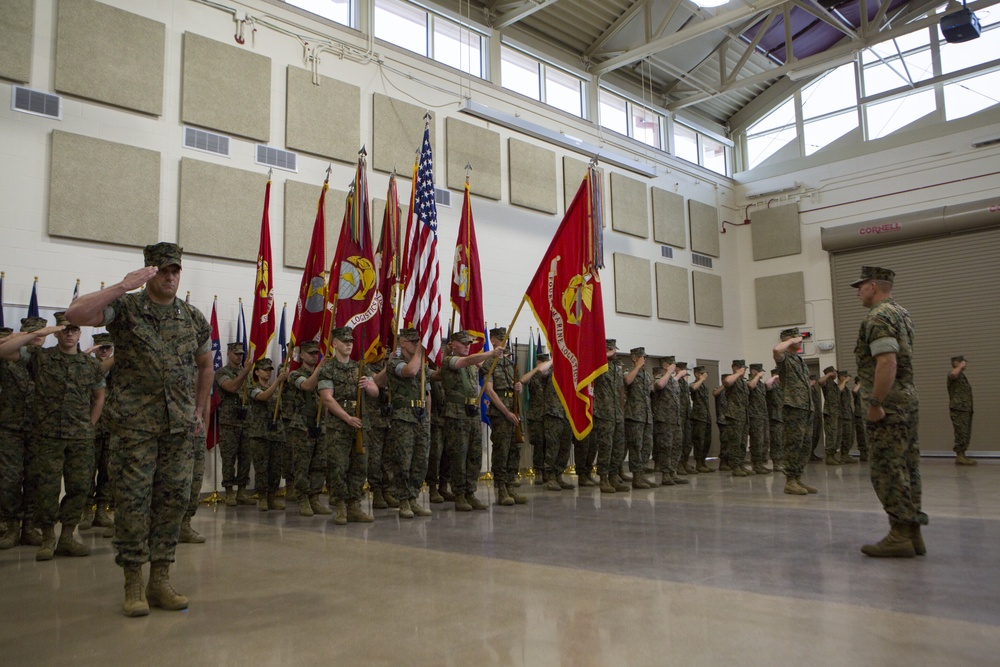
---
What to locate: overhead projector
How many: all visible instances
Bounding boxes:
[940,4,981,43]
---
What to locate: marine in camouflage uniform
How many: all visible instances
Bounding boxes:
[594,340,628,492]
[179,425,207,544]
[688,366,713,473]
[80,332,115,532]
[747,363,771,474]
[722,360,751,476]
[947,356,976,465]
[542,370,573,491]
[675,362,696,474]
[379,328,432,517]
[285,340,332,516]
[317,326,378,524]
[522,354,550,485]
[215,342,254,505]
[819,366,841,464]
[651,356,688,487]
[624,347,656,489]
[66,242,214,615]
[852,379,868,462]
[765,371,784,471]
[773,328,817,495]
[1,313,105,560]
[809,377,823,460]
[425,358,450,501]
[247,358,289,511]
[482,327,527,506]
[852,265,924,558]
[713,379,728,469]
[367,358,397,509]
[837,371,856,463]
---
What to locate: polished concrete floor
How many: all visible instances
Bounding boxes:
[2,458,998,667]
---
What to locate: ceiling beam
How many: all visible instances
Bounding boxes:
[789,0,858,41]
[724,9,779,86]
[584,0,650,58]
[491,0,560,30]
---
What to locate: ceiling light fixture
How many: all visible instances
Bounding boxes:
[690,0,731,8]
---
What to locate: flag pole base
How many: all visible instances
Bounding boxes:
[564,465,576,475]
[478,472,493,481]
[200,491,223,505]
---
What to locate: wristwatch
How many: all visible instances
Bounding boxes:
[868,396,882,407]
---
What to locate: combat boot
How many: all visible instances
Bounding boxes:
[718,462,732,472]
[439,484,456,502]
[631,474,650,490]
[383,491,400,508]
[696,462,714,473]
[955,453,977,466]
[35,526,57,561]
[861,524,916,558]
[675,465,689,476]
[825,454,840,465]
[684,462,699,474]
[299,497,315,517]
[332,500,347,525]
[643,473,659,488]
[783,478,808,495]
[839,453,857,464]
[224,487,237,507]
[21,523,42,546]
[267,494,285,511]
[577,472,596,487]
[508,487,528,505]
[466,494,487,511]
[398,498,415,519]
[545,478,562,491]
[611,474,631,492]
[147,561,189,610]
[556,475,574,490]
[123,566,149,617]
[285,487,299,504]
[0,520,19,549]
[772,462,785,473]
[618,471,633,482]
[731,467,748,478]
[599,475,616,494]
[496,485,515,506]
[796,477,818,494]
[429,487,444,503]
[236,487,255,505]
[453,494,472,512]
[54,523,90,557]
[93,505,114,528]
[79,505,95,530]
[372,489,389,510]
[309,495,333,515]
[179,517,206,543]
[409,498,432,517]
[346,500,373,523]
[907,523,926,556]
[659,473,675,486]
[257,495,269,512]
[669,473,690,485]
[752,463,772,475]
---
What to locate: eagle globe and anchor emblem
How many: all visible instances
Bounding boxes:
[338,255,377,301]
[561,271,596,324]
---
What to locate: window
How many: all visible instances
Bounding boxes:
[434,19,482,78]
[501,47,541,100]
[544,67,583,117]
[286,0,351,26]
[374,0,485,77]
[374,0,427,56]
[801,63,857,119]
[804,112,858,155]
[744,99,796,169]
[940,22,1000,75]
[599,89,664,149]
[598,90,628,135]
[865,89,936,139]
[631,105,661,149]
[501,46,586,117]
[674,123,698,163]
[944,69,1000,121]
[701,136,727,175]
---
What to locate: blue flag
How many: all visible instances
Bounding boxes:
[27,280,39,318]
[480,322,490,426]
[278,303,287,364]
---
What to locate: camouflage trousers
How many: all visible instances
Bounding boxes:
[367,421,393,493]
[595,415,626,476]
[529,419,545,472]
[782,407,812,479]
[32,436,94,529]
[543,415,571,476]
[653,420,680,474]
[823,412,839,456]
[219,420,252,488]
[325,422,367,503]
[811,411,822,456]
[769,421,784,466]
[716,424,728,464]
[573,432,596,477]
[87,430,113,507]
[950,409,973,455]
[111,429,193,567]
[0,427,27,523]
[854,418,868,457]
[839,418,854,456]
[250,436,286,495]
[722,418,749,467]
[489,415,521,485]
[867,412,922,525]
[185,430,206,520]
[678,418,694,465]
[426,418,449,486]
[391,417,430,501]
[691,419,712,463]
[288,428,327,497]
[444,414,482,496]
[749,417,769,464]
[625,420,653,473]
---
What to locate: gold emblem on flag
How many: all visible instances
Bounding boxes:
[561,273,593,325]
[338,256,376,301]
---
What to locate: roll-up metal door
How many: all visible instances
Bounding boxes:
[830,227,1000,455]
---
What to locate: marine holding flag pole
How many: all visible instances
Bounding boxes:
[248,173,276,364]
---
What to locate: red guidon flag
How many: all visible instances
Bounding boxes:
[248,178,275,363]
[524,166,607,439]
[291,177,329,367]
[375,174,401,360]
[450,180,485,353]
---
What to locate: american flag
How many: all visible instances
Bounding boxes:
[400,119,444,365]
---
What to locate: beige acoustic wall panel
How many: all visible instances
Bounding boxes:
[371,198,409,243]
[610,173,648,238]
[0,0,33,83]
[49,131,160,248]
[179,158,268,262]
[372,93,434,175]
[652,187,686,248]
[182,33,270,142]
[563,157,604,212]
[508,139,556,214]
[445,118,501,200]
[750,202,801,261]
[655,262,689,322]
[286,66,360,163]
[692,270,724,327]
[55,0,165,115]
[689,200,720,257]
[282,181,348,269]
[755,272,806,328]
[613,253,652,317]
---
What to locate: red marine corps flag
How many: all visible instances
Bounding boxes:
[291,173,330,367]
[375,174,402,360]
[450,175,485,353]
[523,165,607,439]
[248,176,275,363]
[325,148,381,362]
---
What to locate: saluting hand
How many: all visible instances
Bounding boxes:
[121,266,158,292]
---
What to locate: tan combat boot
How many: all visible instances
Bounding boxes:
[79,505,95,530]
[267,494,286,511]
[383,491,401,508]
[796,477,818,494]
[147,561,189,610]
[861,523,916,558]
[409,497,432,517]
[906,523,927,556]
[955,453,977,466]
[577,471,597,487]
[731,467,748,478]
[299,496,315,517]
[123,566,149,617]
[55,523,90,557]
[660,472,676,486]
[346,500,374,523]
[454,494,473,511]
[309,495,333,515]
[839,453,857,464]
[257,495,269,512]
[398,498,414,519]
[93,505,114,528]
[631,473,651,489]
[696,461,714,473]
[236,487,255,505]
[439,484,456,502]
[332,500,347,525]
[496,485,515,506]
[509,485,528,504]
[224,487,237,507]
[599,475,616,494]
[35,526,56,561]
[545,475,562,491]
[670,473,690,485]
[783,477,808,495]
[752,463,772,474]
[371,489,389,510]
[429,486,445,503]
[684,462,699,475]
[179,517,206,543]
[610,474,630,492]
[825,454,840,465]
[0,520,19,549]
[466,494,487,511]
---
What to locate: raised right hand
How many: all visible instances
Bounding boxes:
[121,266,158,292]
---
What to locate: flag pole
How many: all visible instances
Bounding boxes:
[203,295,223,505]
[476,294,528,402]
